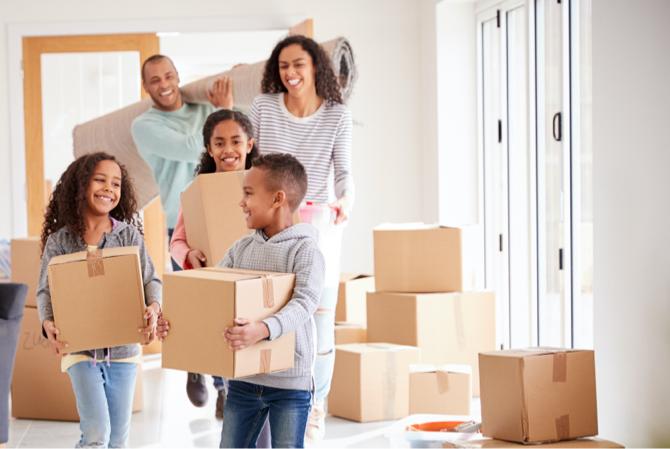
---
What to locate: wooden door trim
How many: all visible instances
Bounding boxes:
[22,33,158,236]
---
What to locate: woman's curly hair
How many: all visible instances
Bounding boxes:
[40,152,142,252]
[261,35,343,105]
[194,109,260,175]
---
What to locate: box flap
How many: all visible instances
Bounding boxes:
[339,272,373,282]
[47,246,139,266]
[336,342,418,354]
[480,347,586,359]
[410,363,472,375]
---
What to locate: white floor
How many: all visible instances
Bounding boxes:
[6,356,481,448]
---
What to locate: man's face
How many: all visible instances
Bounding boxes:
[142,58,182,112]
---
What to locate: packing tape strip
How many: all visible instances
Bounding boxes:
[553,352,567,382]
[436,370,450,394]
[454,294,466,351]
[519,358,530,440]
[262,276,275,308]
[259,349,272,374]
[86,248,105,277]
[555,414,570,440]
[382,349,398,420]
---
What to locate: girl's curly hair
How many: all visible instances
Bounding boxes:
[261,35,343,105]
[40,152,142,252]
[194,109,260,175]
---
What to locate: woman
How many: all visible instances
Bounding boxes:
[249,34,354,442]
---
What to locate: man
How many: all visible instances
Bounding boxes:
[131,54,232,415]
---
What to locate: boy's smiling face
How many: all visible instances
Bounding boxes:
[240,167,278,230]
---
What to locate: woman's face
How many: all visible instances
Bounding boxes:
[278,44,316,98]
[207,119,254,173]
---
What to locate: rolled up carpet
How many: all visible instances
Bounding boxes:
[73,37,357,209]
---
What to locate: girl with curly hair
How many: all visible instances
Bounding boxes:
[247,34,355,442]
[36,152,161,448]
[168,108,259,421]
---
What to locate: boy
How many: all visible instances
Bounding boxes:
[158,153,324,448]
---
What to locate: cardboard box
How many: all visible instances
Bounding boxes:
[329,343,420,422]
[373,224,482,293]
[12,307,142,421]
[10,237,41,307]
[479,348,598,444]
[335,323,367,345]
[367,291,495,395]
[162,267,296,378]
[462,438,622,448]
[409,364,471,415]
[335,273,374,325]
[47,247,146,353]
[181,171,250,267]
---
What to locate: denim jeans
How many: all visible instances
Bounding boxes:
[67,361,137,448]
[313,286,337,401]
[219,380,311,448]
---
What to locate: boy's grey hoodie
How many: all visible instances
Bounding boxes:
[219,222,325,392]
[36,218,162,360]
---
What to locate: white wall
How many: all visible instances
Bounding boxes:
[0,0,436,274]
[592,0,670,446]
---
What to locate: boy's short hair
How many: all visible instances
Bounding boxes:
[252,153,308,211]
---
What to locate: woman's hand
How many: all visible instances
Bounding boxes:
[43,319,68,356]
[223,318,270,351]
[208,76,234,109]
[329,197,350,225]
[156,314,170,342]
[139,302,161,344]
[186,249,207,269]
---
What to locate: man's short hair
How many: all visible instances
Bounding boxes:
[141,54,177,82]
[251,153,308,211]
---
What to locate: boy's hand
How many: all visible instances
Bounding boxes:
[224,318,270,351]
[43,319,68,356]
[139,302,160,344]
[208,76,234,109]
[156,314,170,342]
[186,249,207,269]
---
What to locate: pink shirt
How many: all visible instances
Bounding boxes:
[169,208,192,269]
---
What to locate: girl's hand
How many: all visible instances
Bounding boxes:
[43,319,68,356]
[156,314,170,342]
[223,318,270,351]
[139,302,160,344]
[208,76,234,109]
[186,249,207,269]
[329,197,350,225]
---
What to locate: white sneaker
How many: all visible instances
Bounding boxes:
[305,400,326,442]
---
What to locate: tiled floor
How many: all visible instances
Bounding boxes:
[6,356,480,448]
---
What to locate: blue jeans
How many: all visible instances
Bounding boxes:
[220,381,311,448]
[314,286,338,402]
[67,361,137,448]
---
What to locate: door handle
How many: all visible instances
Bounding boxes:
[552,112,562,142]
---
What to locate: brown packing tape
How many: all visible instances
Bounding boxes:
[552,352,567,382]
[519,358,530,440]
[86,248,105,277]
[383,350,398,420]
[263,277,275,308]
[436,370,450,394]
[454,294,466,351]
[555,414,570,440]
[259,349,272,373]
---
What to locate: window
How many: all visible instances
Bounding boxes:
[477,0,592,349]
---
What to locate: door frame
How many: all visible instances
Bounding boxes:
[7,15,306,237]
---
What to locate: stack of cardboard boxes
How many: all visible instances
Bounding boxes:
[10,238,143,421]
[333,273,373,345]
[329,224,497,422]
